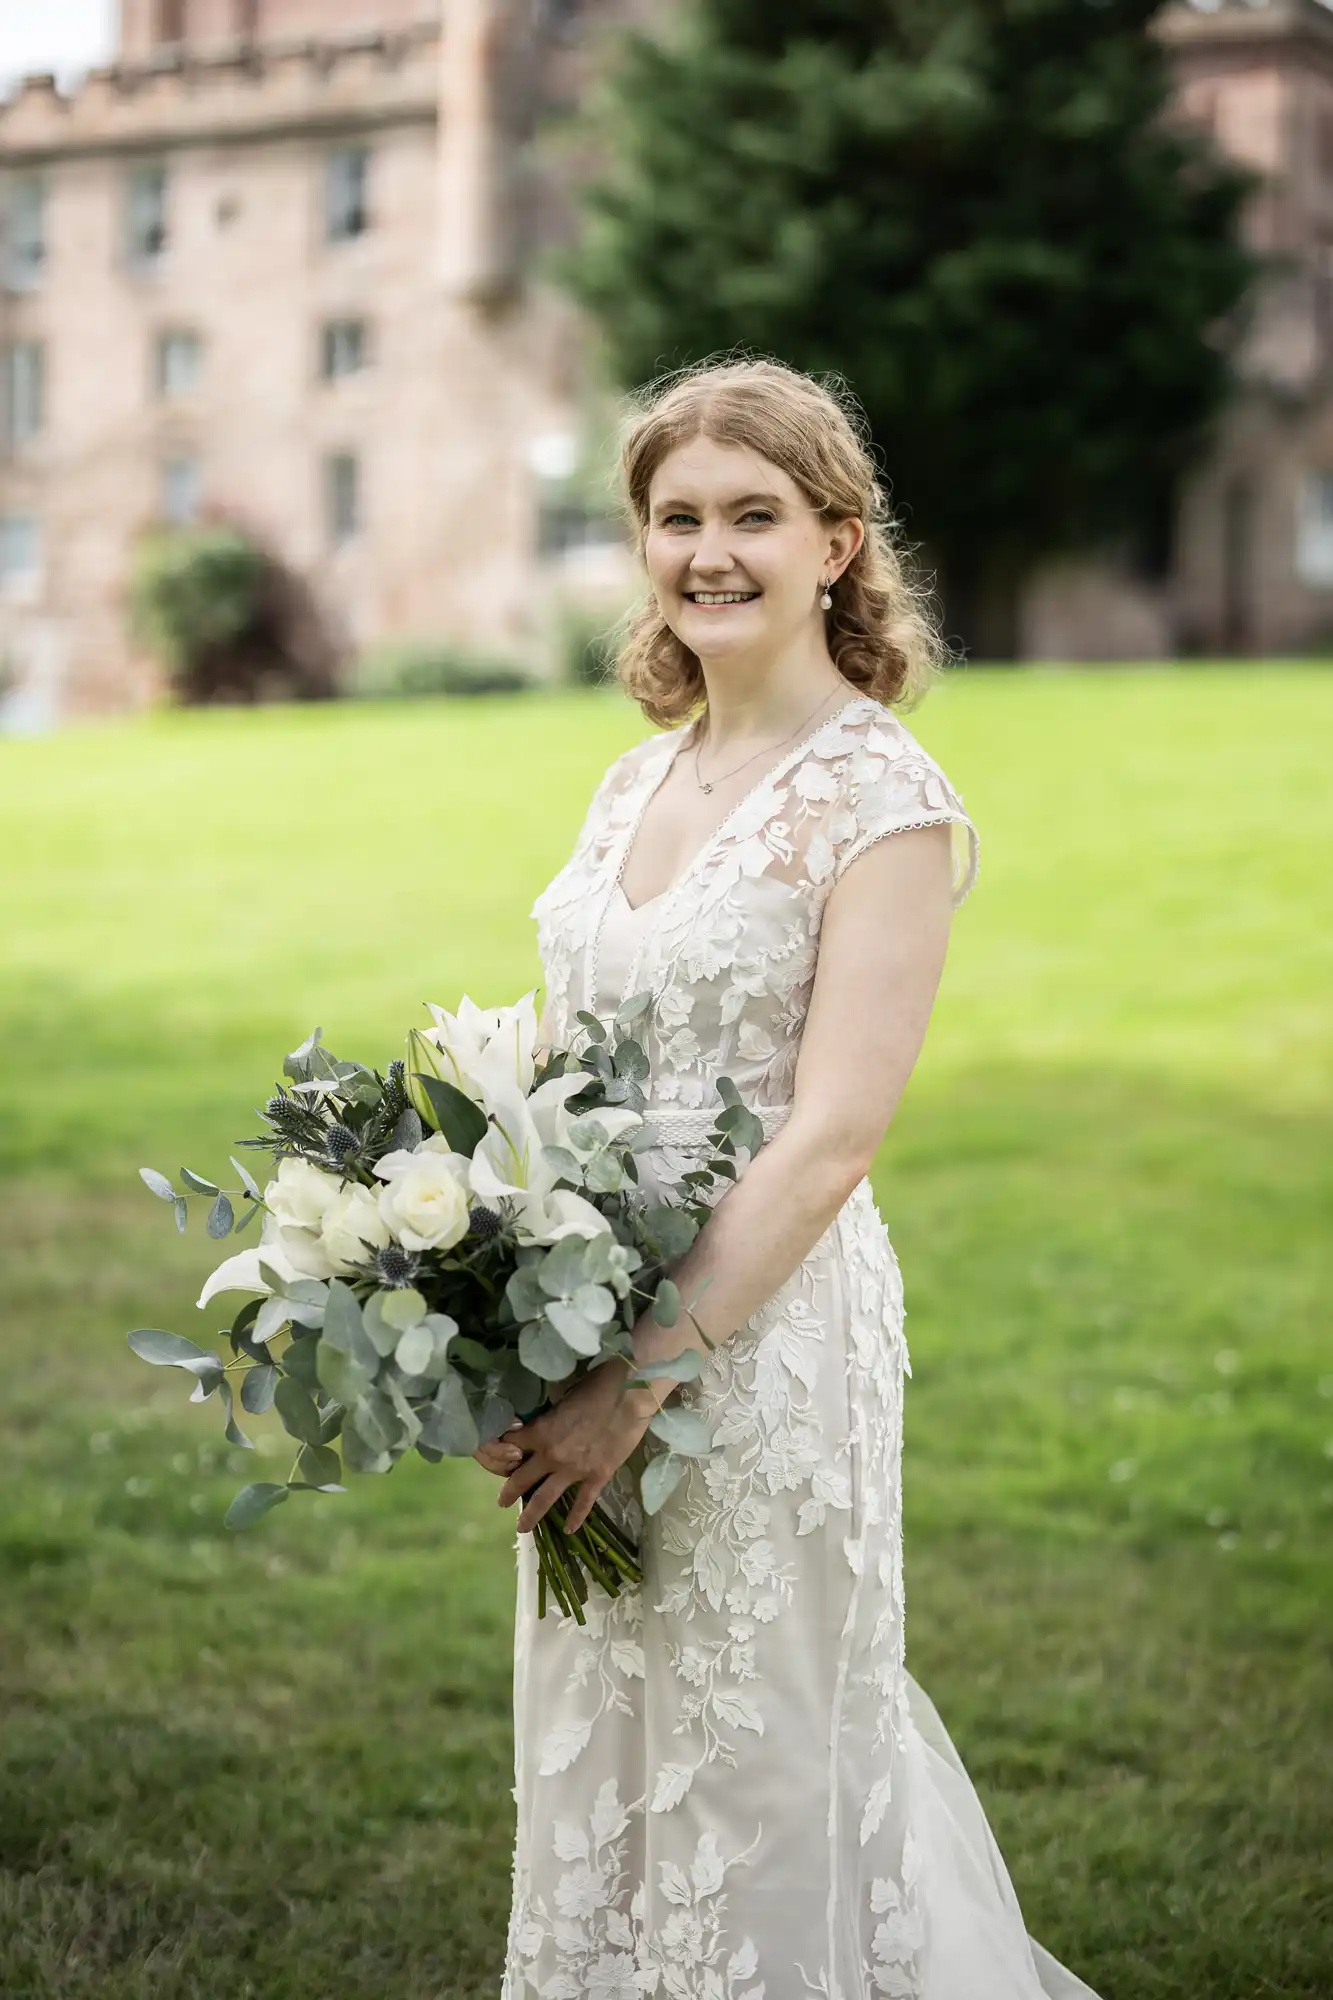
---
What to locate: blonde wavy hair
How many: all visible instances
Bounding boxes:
[611,355,946,729]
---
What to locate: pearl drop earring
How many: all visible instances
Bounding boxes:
[820,576,833,611]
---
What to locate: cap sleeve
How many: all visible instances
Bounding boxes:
[828,721,979,909]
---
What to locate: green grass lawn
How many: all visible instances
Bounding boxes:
[1,667,1330,1998]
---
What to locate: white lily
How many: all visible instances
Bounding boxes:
[196,1216,314,1310]
[468,1069,631,1244]
[420,989,541,1107]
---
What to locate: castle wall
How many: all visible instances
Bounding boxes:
[0,19,601,714]
[117,1,439,64]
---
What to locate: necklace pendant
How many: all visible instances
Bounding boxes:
[701,779,713,794]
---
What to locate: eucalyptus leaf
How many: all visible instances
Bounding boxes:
[338,1423,391,1475]
[518,1318,578,1381]
[640,1452,687,1516]
[419,1370,480,1455]
[180,1166,219,1195]
[273,1375,324,1446]
[652,1278,681,1327]
[230,1155,262,1201]
[613,1038,649,1083]
[540,1143,584,1182]
[642,1206,698,1260]
[476,1392,518,1446]
[139,1167,176,1202]
[224,1482,290,1530]
[574,1010,607,1043]
[218,1378,253,1449]
[280,1333,321,1392]
[380,1287,426,1332]
[628,1348,705,1383]
[572,1283,616,1325]
[383,1376,423,1448]
[537,1235,589,1299]
[321,1279,380,1371]
[504,1264,548,1323]
[648,1405,715,1455]
[363,1291,403,1358]
[240,1363,278,1414]
[614,989,653,1026]
[316,1341,375,1409]
[544,1301,603,1357]
[416,1441,445,1465]
[583,1152,624,1195]
[394,1321,434,1377]
[715,1075,742,1108]
[499,1355,545,1415]
[173,1196,189,1234]
[207,1192,235,1238]
[233,1198,263,1235]
[128,1328,216,1372]
[293,1442,343,1489]
[283,1026,323,1082]
[189,1364,224,1404]
[253,1295,293,1346]
[348,1387,402,1455]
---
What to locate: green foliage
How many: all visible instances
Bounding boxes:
[128,524,266,673]
[564,0,1258,615]
[350,641,535,700]
[558,605,622,688]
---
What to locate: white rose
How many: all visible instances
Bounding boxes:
[320,1183,391,1273]
[264,1157,343,1231]
[376,1149,472,1253]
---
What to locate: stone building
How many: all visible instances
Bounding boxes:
[1,0,1332,713]
[0,0,644,718]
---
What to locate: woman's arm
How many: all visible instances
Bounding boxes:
[625,819,956,1387]
[495,820,957,1532]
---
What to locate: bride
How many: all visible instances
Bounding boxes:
[478,357,1102,1999]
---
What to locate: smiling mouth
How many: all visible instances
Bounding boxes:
[685,590,761,605]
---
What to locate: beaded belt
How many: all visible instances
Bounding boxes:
[639,1102,793,1149]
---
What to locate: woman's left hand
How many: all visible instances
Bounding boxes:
[495,1359,657,1535]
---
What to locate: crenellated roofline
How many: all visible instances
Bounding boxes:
[0,23,442,166]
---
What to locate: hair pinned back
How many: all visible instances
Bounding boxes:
[610,355,947,728]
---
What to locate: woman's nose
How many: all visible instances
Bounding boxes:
[690,524,736,572]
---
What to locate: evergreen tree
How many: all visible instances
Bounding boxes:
[564,0,1257,653]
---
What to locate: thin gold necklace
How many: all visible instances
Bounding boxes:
[693,686,848,795]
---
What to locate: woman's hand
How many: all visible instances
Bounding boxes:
[492,1360,657,1536]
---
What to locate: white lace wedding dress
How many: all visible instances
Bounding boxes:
[502,693,1101,2000]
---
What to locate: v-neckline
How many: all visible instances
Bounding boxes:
[614,692,869,917]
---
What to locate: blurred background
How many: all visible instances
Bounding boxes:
[0,4,1330,1998]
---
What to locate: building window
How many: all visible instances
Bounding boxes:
[0,516,42,597]
[155,330,203,398]
[325,452,361,544]
[155,0,188,44]
[1296,469,1333,588]
[320,319,369,379]
[326,148,369,242]
[127,163,169,264]
[161,455,202,525]
[4,342,46,447]
[4,175,46,289]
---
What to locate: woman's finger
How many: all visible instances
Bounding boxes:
[474,1441,523,1476]
[518,1471,571,1535]
[497,1453,554,1509]
[562,1476,605,1538]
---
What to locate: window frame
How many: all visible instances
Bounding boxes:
[126,161,170,267]
[4,340,46,448]
[325,146,371,244]
[324,450,362,546]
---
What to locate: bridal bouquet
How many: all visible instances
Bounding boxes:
[128,992,765,1622]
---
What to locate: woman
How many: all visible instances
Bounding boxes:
[481,358,1102,1999]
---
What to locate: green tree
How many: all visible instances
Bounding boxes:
[564,0,1257,654]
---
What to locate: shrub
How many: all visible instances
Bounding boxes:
[350,642,535,700]
[128,520,342,704]
[558,608,622,688]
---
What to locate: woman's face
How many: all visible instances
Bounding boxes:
[643,436,861,666]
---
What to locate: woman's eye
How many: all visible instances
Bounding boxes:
[661,514,697,528]
[739,511,775,526]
